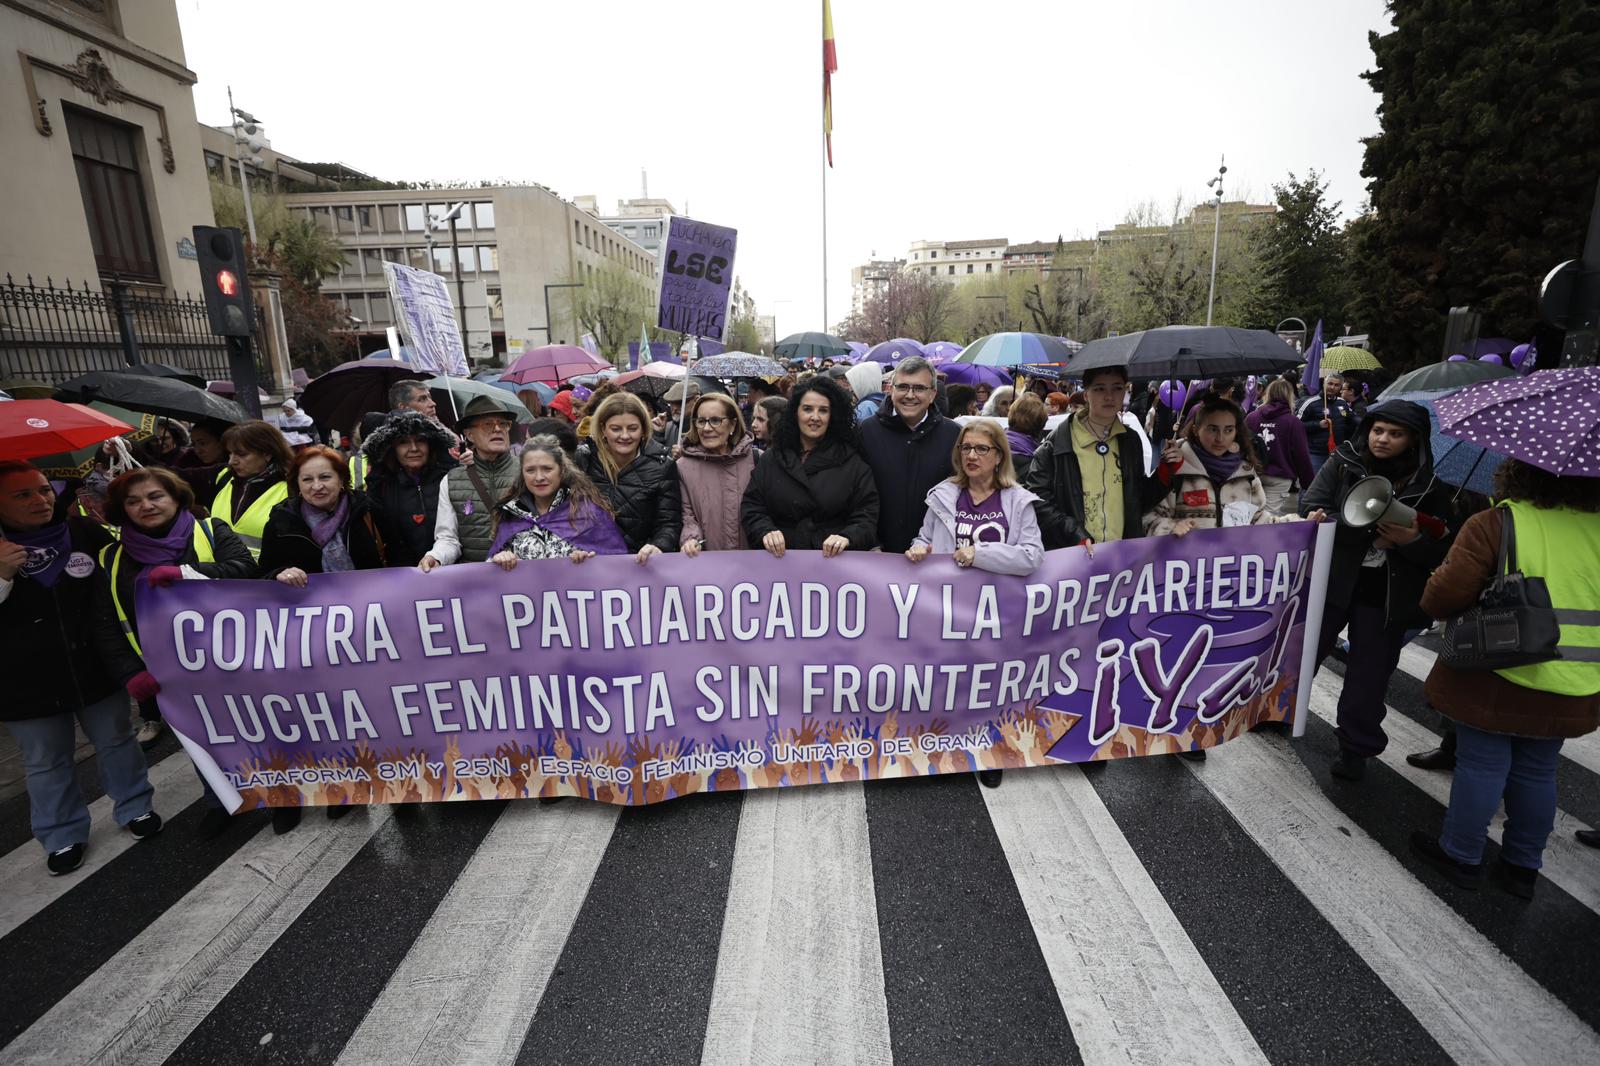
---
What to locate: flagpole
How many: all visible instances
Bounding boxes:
[819,0,832,329]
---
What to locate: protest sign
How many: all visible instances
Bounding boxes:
[656,216,737,342]
[383,261,468,376]
[142,523,1333,811]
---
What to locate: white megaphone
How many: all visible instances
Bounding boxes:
[1341,475,1420,528]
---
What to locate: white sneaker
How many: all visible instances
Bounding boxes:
[136,719,164,747]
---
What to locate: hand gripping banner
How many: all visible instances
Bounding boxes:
[141,523,1334,810]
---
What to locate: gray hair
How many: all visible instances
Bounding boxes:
[388,379,429,409]
[894,355,935,381]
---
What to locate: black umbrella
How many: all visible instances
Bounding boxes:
[774,332,851,360]
[1376,359,1518,400]
[55,370,247,423]
[299,356,428,431]
[120,362,207,388]
[1068,326,1304,382]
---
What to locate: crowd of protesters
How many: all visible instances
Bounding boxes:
[1,354,1594,902]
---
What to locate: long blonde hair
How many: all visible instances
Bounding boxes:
[589,392,654,484]
[950,420,1017,490]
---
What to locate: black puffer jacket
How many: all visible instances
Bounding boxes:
[0,519,118,720]
[1299,399,1457,627]
[258,492,395,580]
[857,401,963,552]
[93,516,257,683]
[577,439,681,553]
[361,411,457,566]
[740,441,880,550]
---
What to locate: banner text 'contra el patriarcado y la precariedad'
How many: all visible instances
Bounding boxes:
[142,522,1334,809]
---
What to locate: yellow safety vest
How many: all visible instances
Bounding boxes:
[99,519,217,659]
[349,454,369,492]
[1495,501,1600,697]
[212,474,288,560]
[75,498,120,540]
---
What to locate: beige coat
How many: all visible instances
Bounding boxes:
[1143,442,1284,535]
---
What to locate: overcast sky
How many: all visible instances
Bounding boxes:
[178,0,1392,335]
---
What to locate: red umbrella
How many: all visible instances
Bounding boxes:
[500,345,611,386]
[0,400,132,462]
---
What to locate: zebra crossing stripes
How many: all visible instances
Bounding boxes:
[1188,732,1600,1064]
[0,749,200,939]
[982,766,1268,1066]
[2,654,1599,1063]
[336,802,619,1066]
[5,809,390,1065]
[701,783,892,1066]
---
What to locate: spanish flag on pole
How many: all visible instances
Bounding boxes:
[823,0,837,167]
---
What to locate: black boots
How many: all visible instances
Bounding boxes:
[1331,752,1368,781]
[1409,831,1481,889]
[1406,728,1457,771]
[977,769,1003,789]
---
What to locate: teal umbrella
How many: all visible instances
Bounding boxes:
[425,376,533,423]
[958,332,1077,367]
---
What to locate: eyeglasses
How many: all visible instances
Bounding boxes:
[474,419,513,431]
[694,416,730,428]
[892,383,933,395]
[958,443,995,456]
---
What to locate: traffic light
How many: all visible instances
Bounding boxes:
[193,225,254,337]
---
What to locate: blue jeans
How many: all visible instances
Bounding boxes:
[1439,721,1564,869]
[4,690,155,853]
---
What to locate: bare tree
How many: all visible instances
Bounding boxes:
[567,263,652,362]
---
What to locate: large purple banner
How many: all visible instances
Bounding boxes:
[656,216,737,341]
[141,523,1333,811]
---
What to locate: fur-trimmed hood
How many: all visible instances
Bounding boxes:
[361,410,457,466]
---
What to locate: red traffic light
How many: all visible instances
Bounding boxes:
[216,269,240,296]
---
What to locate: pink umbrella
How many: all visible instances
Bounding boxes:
[500,345,611,386]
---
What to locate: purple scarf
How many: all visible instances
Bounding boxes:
[121,510,196,566]
[490,492,629,557]
[5,521,74,587]
[1195,447,1244,485]
[302,494,350,547]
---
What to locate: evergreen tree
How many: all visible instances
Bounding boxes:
[1238,171,1350,334]
[1352,0,1600,369]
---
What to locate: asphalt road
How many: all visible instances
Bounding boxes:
[2,635,1597,1065]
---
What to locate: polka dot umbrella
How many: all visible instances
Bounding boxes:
[1432,367,1600,478]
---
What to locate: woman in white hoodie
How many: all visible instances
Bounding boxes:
[905,419,1044,577]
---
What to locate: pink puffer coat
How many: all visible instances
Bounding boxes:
[677,434,757,550]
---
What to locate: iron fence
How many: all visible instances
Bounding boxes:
[0,273,263,385]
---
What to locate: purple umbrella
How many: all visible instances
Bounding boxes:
[925,341,965,360]
[1433,367,1600,477]
[939,362,1012,390]
[865,338,927,365]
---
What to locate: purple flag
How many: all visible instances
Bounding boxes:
[140,524,1333,810]
[1300,319,1324,397]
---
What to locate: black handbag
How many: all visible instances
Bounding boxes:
[1439,509,1563,671]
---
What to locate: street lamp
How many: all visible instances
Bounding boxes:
[976,292,1007,334]
[430,201,471,360]
[227,87,265,246]
[529,282,583,345]
[1204,155,1227,326]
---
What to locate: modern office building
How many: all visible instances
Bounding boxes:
[282,185,659,364]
